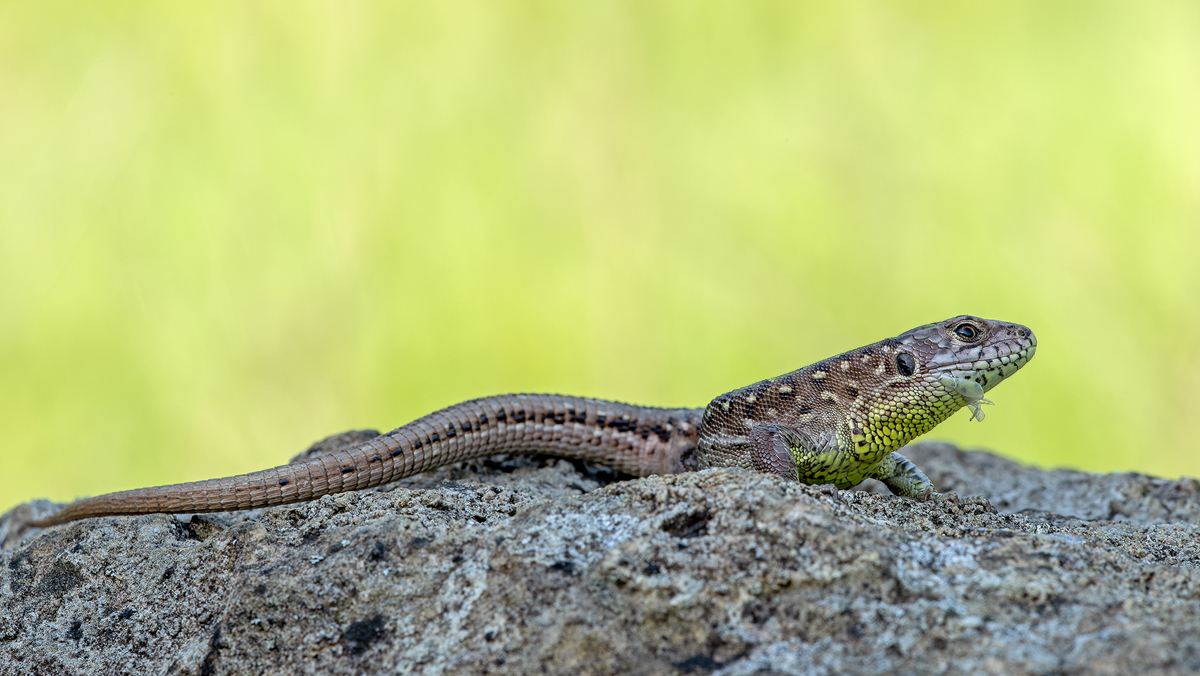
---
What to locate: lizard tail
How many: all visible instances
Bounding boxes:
[29,394,704,528]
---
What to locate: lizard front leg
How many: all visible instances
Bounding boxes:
[870,452,995,512]
[868,452,935,498]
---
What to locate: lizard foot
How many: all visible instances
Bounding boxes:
[930,492,996,514]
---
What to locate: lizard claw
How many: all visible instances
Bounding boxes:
[930,492,996,514]
[964,495,997,514]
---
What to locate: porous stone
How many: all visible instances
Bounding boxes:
[2,438,1199,675]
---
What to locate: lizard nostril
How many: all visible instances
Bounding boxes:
[1016,328,1027,337]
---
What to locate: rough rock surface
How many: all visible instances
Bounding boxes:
[3,435,1200,676]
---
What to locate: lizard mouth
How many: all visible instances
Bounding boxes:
[935,335,1036,384]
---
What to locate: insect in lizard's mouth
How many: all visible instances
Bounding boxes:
[934,340,1036,422]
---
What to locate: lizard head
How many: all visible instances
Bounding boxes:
[893,315,1037,421]
[844,315,1035,458]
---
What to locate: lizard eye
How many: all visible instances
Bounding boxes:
[954,324,980,341]
[895,352,915,376]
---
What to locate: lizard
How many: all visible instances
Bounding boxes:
[22,314,1035,529]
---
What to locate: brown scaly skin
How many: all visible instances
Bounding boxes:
[24,315,1033,529]
[697,315,1036,501]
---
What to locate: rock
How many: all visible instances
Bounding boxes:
[895,442,1200,524]
[2,438,1200,675]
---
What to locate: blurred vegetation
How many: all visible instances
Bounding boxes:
[2,1,1198,512]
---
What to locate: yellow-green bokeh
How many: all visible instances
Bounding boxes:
[3,2,1199,512]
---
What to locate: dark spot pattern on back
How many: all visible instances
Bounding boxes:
[607,417,637,433]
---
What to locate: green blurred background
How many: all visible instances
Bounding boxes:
[2,2,1199,512]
